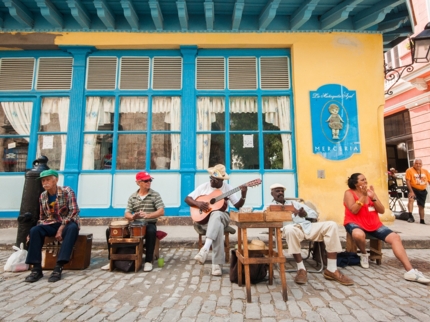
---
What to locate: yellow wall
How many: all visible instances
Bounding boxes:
[2,31,391,223]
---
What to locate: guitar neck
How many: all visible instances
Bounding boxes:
[213,186,241,203]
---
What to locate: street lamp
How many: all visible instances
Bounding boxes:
[385,23,430,95]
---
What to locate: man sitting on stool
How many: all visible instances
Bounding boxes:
[25,169,80,283]
[271,183,353,286]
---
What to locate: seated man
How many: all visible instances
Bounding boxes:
[103,171,165,272]
[271,183,353,286]
[25,169,80,283]
[185,164,247,276]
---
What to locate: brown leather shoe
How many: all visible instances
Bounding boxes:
[323,269,354,286]
[294,269,307,284]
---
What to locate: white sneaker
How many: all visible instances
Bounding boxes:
[360,254,369,269]
[143,262,153,272]
[212,264,222,276]
[101,263,110,270]
[404,269,430,284]
[194,248,209,264]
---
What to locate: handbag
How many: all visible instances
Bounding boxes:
[336,251,360,267]
[229,250,268,284]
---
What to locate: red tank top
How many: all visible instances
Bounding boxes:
[343,189,382,232]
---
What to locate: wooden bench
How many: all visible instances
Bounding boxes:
[346,232,383,265]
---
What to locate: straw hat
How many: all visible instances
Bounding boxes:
[247,239,268,250]
[207,164,230,180]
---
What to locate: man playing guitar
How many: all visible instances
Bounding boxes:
[185,164,247,276]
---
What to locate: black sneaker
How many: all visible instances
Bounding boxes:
[408,214,415,223]
[420,219,426,225]
[25,270,43,283]
[48,267,63,283]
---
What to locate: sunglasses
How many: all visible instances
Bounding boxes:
[209,177,222,183]
[138,179,152,183]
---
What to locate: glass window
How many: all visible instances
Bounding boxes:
[0,102,33,172]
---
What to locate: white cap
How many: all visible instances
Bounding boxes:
[270,183,286,190]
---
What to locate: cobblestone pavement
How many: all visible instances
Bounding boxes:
[0,248,430,322]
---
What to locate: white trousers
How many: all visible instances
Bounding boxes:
[282,221,342,254]
[203,211,230,265]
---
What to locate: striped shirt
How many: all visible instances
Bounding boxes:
[125,188,165,223]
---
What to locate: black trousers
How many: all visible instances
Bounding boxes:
[25,222,79,265]
[106,222,157,262]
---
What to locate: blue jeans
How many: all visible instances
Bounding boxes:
[344,223,394,241]
[26,222,79,265]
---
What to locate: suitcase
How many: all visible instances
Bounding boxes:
[41,233,93,270]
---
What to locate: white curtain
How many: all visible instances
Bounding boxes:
[1,102,33,141]
[262,96,292,169]
[152,97,181,169]
[196,97,225,169]
[39,97,70,170]
[120,97,148,113]
[82,97,114,170]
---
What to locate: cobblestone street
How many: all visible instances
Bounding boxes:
[1,248,430,322]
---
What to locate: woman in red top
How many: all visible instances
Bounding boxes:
[344,173,430,284]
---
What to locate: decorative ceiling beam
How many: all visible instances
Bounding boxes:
[0,13,3,29]
[290,0,320,30]
[383,27,411,44]
[259,0,281,31]
[176,0,188,31]
[2,0,34,28]
[204,0,214,31]
[66,0,90,29]
[94,0,115,30]
[120,0,139,30]
[378,12,409,32]
[35,0,63,28]
[232,0,244,31]
[353,0,404,31]
[149,0,163,31]
[320,0,363,30]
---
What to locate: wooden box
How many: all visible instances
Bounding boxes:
[42,233,93,270]
[230,211,265,222]
[264,205,294,222]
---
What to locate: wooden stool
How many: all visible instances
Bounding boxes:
[109,237,143,272]
[194,224,235,263]
[346,232,383,265]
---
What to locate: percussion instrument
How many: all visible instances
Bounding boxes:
[129,221,146,238]
[109,220,130,238]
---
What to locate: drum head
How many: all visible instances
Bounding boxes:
[110,220,129,227]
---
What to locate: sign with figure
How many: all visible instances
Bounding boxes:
[310,84,360,160]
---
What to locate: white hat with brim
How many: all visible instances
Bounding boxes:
[270,183,286,190]
[247,239,268,250]
[207,164,230,180]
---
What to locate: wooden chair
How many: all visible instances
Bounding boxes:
[346,232,382,265]
[194,223,236,263]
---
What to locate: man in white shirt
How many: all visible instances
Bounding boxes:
[271,183,353,286]
[185,164,247,276]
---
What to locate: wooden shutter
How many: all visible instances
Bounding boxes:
[196,57,225,90]
[120,57,150,90]
[0,58,35,90]
[36,57,73,90]
[87,57,117,90]
[260,57,290,90]
[228,57,257,90]
[152,57,182,90]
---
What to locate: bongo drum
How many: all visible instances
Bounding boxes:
[129,221,146,238]
[109,220,130,238]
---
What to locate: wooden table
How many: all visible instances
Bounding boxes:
[231,219,288,303]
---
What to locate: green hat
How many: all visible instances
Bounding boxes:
[38,169,58,179]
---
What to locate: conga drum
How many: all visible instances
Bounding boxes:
[129,221,146,238]
[109,220,130,238]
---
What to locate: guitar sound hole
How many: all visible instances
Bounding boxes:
[209,198,216,204]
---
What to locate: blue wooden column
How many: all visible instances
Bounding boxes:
[178,45,197,216]
[61,46,94,193]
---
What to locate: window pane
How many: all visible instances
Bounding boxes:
[196,134,225,170]
[37,135,67,170]
[82,134,113,170]
[230,133,259,169]
[197,97,225,132]
[39,98,69,132]
[264,133,292,169]
[151,134,180,170]
[230,97,258,130]
[0,138,29,172]
[84,97,115,131]
[152,97,181,131]
[119,97,147,131]
[262,96,291,131]
[117,134,147,170]
[0,102,33,135]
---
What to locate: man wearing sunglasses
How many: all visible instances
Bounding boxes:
[185,164,247,276]
[102,171,165,272]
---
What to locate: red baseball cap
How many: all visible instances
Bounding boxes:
[136,171,153,181]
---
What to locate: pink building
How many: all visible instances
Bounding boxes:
[384,0,430,172]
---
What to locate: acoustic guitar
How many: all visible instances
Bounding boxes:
[190,179,262,224]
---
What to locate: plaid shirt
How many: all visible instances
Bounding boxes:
[39,186,80,228]
[126,188,165,223]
